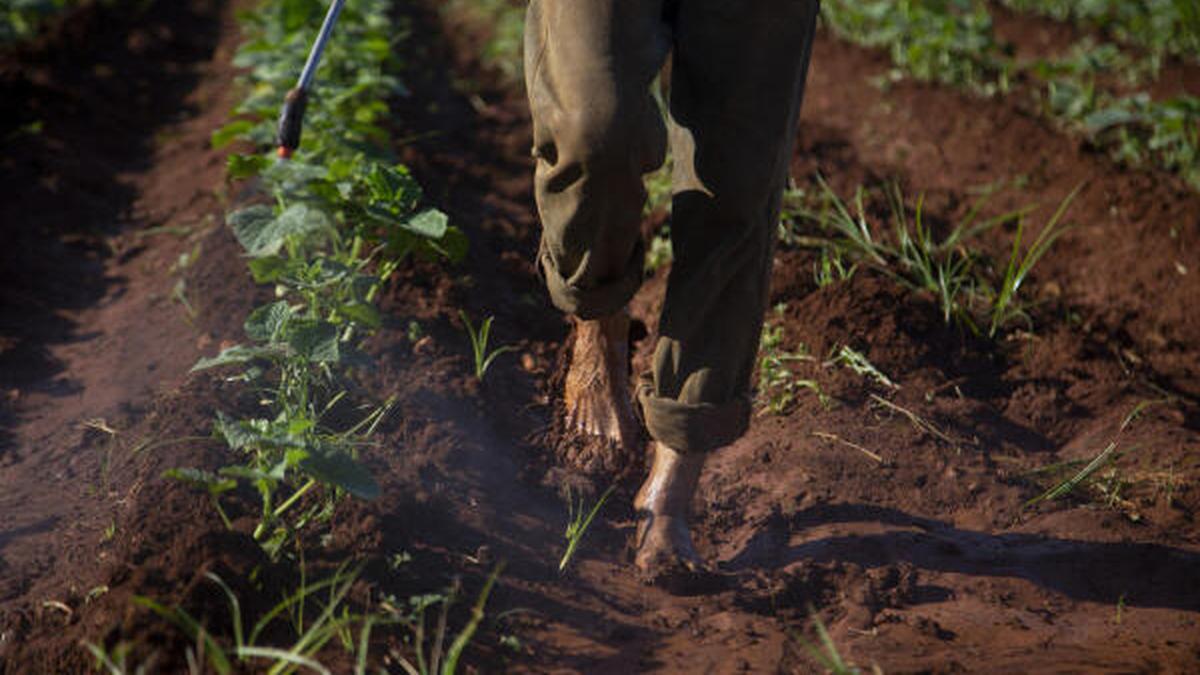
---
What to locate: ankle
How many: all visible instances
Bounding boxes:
[636,443,705,517]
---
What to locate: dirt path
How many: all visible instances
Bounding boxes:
[0,0,254,663]
[1,1,1197,672]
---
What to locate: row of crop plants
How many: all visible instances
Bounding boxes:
[821,0,1200,191]
[999,0,1200,66]
[87,0,493,672]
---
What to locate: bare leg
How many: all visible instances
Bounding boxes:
[563,311,640,450]
[633,442,708,576]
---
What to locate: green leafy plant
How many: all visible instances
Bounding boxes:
[459,311,516,381]
[828,345,898,389]
[821,0,1010,96]
[756,307,827,415]
[181,0,466,560]
[1000,0,1200,65]
[821,0,1200,190]
[559,485,615,573]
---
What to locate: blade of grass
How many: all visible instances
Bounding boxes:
[559,485,616,572]
[237,646,331,675]
[132,597,231,675]
[1025,399,1163,507]
[441,563,505,675]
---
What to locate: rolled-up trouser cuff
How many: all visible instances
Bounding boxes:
[539,238,645,320]
[638,384,751,454]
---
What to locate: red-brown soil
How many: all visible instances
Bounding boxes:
[1,1,1198,673]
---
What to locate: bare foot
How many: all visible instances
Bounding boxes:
[563,312,640,450]
[634,443,723,593]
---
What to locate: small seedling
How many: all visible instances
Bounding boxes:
[757,312,827,415]
[988,184,1081,337]
[82,418,117,436]
[829,345,898,390]
[86,585,110,604]
[559,484,615,573]
[1113,593,1127,626]
[390,550,414,569]
[459,311,517,381]
[407,320,424,343]
[813,246,858,287]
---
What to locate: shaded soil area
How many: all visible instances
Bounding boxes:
[2,1,1199,673]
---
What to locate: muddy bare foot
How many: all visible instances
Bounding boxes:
[559,311,640,473]
[634,443,725,593]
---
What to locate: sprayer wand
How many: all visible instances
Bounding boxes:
[275,0,347,159]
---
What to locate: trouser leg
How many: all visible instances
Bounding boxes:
[637,0,821,453]
[524,0,670,320]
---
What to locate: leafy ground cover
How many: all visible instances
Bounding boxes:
[999,0,1200,66]
[821,0,1200,190]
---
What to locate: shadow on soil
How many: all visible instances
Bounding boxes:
[0,0,225,455]
[728,503,1200,611]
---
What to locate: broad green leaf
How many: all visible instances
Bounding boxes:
[286,416,314,436]
[234,203,332,257]
[366,163,421,207]
[228,204,275,253]
[299,445,380,499]
[401,208,448,239]
[434,225,470,263]
[245,301,293,342]
[1083,107,1142,134]
[247,255,288,283]
[281,0,324,32]
[214,412,266,450]
[227,153,271,180]
[211,120,257,149]
[220,464,286,483]
[287,319,340,363]
[165,467,238,494]
[262,159,328,191]
[191,344,282,372]
[337,302,382,329]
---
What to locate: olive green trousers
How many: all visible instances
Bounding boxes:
[525,0,820,453]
